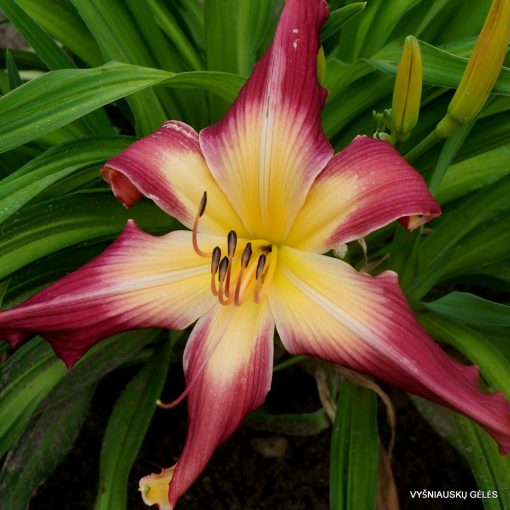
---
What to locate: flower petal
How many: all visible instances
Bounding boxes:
[143,300,274,508]
[269,247,510,453]
[286,136,441,253]
[0,222,218,368]
[102,120,245,236]
[199,0,333,242]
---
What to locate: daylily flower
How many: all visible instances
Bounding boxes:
[1,1,510,508]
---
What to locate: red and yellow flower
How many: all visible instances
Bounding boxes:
[1,1,509,508]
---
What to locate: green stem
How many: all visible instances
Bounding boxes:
[404,130,442,162]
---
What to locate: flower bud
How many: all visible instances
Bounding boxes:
[317,45,326,85]
[436,0,510,138]
[390,36,422,143]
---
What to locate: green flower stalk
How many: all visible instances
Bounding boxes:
[389,36,423,143]
[436,0,510,138]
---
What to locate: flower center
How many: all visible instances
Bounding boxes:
[192,192,277,306]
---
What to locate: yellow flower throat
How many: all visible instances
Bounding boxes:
[192,192,278,306]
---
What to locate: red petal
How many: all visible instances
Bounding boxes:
[200,0,332,242]
[166,301,274,506]
[269,247,510,453]
[0,223,218,367]
[102,121,245,237]
[287,136,441,252]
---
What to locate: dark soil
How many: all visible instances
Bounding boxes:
[30,364,481,510]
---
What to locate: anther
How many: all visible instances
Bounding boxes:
[198,191,207,217]
[210,247,221,296]
[218,256,231,305]
[241,243,253,268]
[192,191,210,258]
[218,256,229,283]
[255,254,267,280]
[227,230,237,258]
[234,243,253,306]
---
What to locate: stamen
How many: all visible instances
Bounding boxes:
[227,231,237,257]
[218,256,232,305]
[218,256,229,283]
[255,244,278,304]
[192,191,211,258]
[255,254,267,280]
[210,246,221,296]
[254,254,267,303]
[241,243,253,268]
[234,243,253,305]
[225,230,237,297]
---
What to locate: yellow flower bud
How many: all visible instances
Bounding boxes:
[436,0,510,138]
[317,45,326,86]
[390,36,423,143]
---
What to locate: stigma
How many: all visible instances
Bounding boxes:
[193,192,277,306]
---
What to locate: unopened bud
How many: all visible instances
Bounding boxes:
[390,36,422,143]
[317,46,326,86]
[436,0,510,138]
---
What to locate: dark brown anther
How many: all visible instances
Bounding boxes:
[198,191,207,217]
[255,254,267,280]
[218,256,229,282]
[241,243,253,268]
[211,247,221,274]
[261,244,273,253]
[227,230,237,258]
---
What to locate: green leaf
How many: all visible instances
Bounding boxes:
[0,338,67,457]
[163,70,245,103]
[0,62,170,153]
[440,212,510,280]
[5,50,22,91]
[419,313,510,399]
[358,0,421,58]
[428,122,474,195]
[424,292,510,327]
[0,190,176,280]
[455,416,510,509]
[148,0,204,71]
[204,0,276,76]
[436,145,510,204]
[0,387,95,510]
[419,175,510,270]
[0,49,45,71]
[0,136,133,224]
[16,0,104,67]
[95,338,172,510]
[0,0,75,71]
[330,380,378,510]
[69,0,169,134]
[37,329,162,414]
[321,3,366,42]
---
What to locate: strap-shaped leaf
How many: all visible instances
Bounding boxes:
[94,337,172,510]
[0,136,133,224]
[419,313,510,398]
[455,416,510,509]
[0,62,170,153]
[424,293,510,327]
[330,380,378,510]
[0,338,66,457]
[0,386,95,510]
[0,190,175,280]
